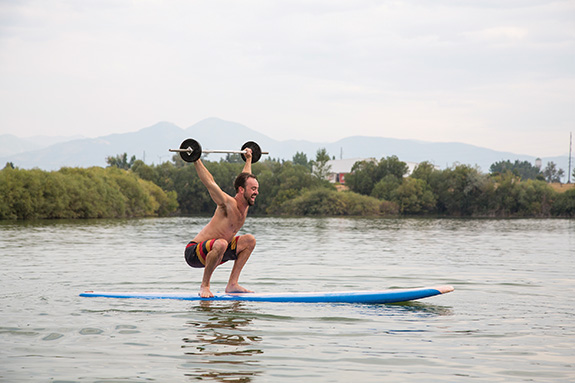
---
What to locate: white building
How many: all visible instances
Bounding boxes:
[324,158,425,184]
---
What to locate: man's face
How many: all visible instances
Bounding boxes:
[242,178,259,206]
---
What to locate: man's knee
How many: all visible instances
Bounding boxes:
[212,239,228,254]
[239,234,256,252]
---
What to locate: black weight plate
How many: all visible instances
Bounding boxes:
[179,138,202,162]
[241,141,262,163]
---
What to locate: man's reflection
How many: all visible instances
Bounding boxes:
[182,300,263,382]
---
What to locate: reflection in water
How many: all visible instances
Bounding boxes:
[354,300,454,318]
[390,301,454,317]
[182,301,263,382]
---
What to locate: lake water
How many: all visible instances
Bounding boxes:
[1,217,574,382]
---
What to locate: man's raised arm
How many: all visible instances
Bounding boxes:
[242,148,253,174]
[194,159,229,205]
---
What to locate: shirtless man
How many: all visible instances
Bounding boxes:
[184,148,258,298]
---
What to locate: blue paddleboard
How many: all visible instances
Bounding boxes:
[80,285,453,304]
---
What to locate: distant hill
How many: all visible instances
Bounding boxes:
[0,134,85,158]
[0,118,571,178]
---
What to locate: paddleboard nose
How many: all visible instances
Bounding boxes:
[434,285,454,294]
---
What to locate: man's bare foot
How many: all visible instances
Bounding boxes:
[199,285,214,298]
[225,284,254,294]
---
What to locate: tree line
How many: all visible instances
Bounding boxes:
[129,152,573,218]
[1,152,574,219]
[345,157,573,217]
[0,166,177,219]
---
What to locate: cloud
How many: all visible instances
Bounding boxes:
[0,0,573,157]
[470,26,529,41]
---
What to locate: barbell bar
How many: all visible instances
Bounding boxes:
[169,138,269,163]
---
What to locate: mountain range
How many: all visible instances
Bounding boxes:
[0,118,571,177]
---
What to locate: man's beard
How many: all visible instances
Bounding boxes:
[244,191,256,206]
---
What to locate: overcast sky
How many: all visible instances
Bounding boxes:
[1,0,573,157]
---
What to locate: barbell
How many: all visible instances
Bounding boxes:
[169,138,269,163]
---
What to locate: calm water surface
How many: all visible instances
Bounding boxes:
[1,217,574,382]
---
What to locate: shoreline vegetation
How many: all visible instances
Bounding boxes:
[1,152,574,220]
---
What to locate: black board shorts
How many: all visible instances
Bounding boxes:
[184,237,239,268]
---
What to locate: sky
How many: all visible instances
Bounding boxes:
[0,0,574,157]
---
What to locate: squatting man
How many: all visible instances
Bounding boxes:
[184,148,258,298]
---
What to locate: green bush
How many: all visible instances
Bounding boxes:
[278,188,386,216]
[0,166,177,219]
[551,188,575,217]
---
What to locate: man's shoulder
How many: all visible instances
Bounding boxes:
[218,193,237,206]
